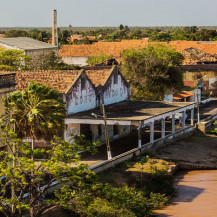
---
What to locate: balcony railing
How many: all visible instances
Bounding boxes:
[0,73,16,88]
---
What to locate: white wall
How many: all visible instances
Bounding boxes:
[64,123,80,143]
[67,77,96,115]
[164,94,173,102]
[103,74,129,105]
[61,57,88,66]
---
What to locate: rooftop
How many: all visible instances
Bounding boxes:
[173,91,194,100]
[0,37,58,50]
[67,100,195,122]
[15,70,82,94]
[183,80,196,88]
[59,40,217,65]
[85,66,113,87]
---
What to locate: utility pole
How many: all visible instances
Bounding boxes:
[101,103,112,160]
[197,84,200,123]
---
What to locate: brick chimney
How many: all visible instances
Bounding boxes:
[52,10,58,46]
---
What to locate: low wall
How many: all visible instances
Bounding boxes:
[90,148,139,173]
[197,113,217,133]
[141,126,194,153]
[201,97,212,104]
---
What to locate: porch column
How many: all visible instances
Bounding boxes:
[191,108,194,126]
[172,114,175,135]
[182,111,186,130]
[150,122,154,143]
[138,127,142,149]
[161,118,165,139]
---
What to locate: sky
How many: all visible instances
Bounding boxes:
[1,0,217,27]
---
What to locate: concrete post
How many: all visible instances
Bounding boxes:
[191,108,194,126]
[161,118,165,139]
[138,127,142,149]
[150,122,154,143]
[172,114,175,135]
[182,111,186,130]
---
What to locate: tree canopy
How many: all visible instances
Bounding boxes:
[121,44,184,100]
[0,49,31,71]
[4,82,66,141]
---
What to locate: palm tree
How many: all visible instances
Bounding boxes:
[4,81,66,153]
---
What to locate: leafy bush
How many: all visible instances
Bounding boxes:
[87,54,113,66]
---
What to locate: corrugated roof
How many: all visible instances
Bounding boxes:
[0,37,58,50]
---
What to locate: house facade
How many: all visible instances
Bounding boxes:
[14,66,131,145]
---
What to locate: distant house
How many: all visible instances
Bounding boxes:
[0,37,58,59]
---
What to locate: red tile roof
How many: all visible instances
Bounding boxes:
[85,66,113,87]
[59,39,149,57]
[183,80,195,88]
[173,91,193,100]
[59,40,217,65]
[15,70,82,94]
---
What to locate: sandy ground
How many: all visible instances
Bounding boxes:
[155,133,217,166]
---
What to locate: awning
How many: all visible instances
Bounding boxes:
[173,91,194,100]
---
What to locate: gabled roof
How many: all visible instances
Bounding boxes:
[85,66,114,87]
[0,37,58,50]
[15,70,83,94]
[85,65,129,89]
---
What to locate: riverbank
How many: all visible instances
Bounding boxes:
[156,170,217,217]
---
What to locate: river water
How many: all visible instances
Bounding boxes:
[156,170,217,217]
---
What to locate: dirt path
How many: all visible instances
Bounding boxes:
[156,170,217,217]
[156,133,217,166]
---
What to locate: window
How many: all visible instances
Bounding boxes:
[98,125,102,136]
[81,76,86,90]
[113,124,119,136]
[114,71,118,84]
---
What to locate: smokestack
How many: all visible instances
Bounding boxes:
[52,10,58,46]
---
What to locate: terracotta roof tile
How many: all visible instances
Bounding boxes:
[59,40,217,65]
[59,39,149,57]
[173,91,193,100]
[85,66,113,87]
[15,70,82,93]
[183,80,196,88]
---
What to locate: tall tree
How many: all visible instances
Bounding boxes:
[121,44,184,100]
